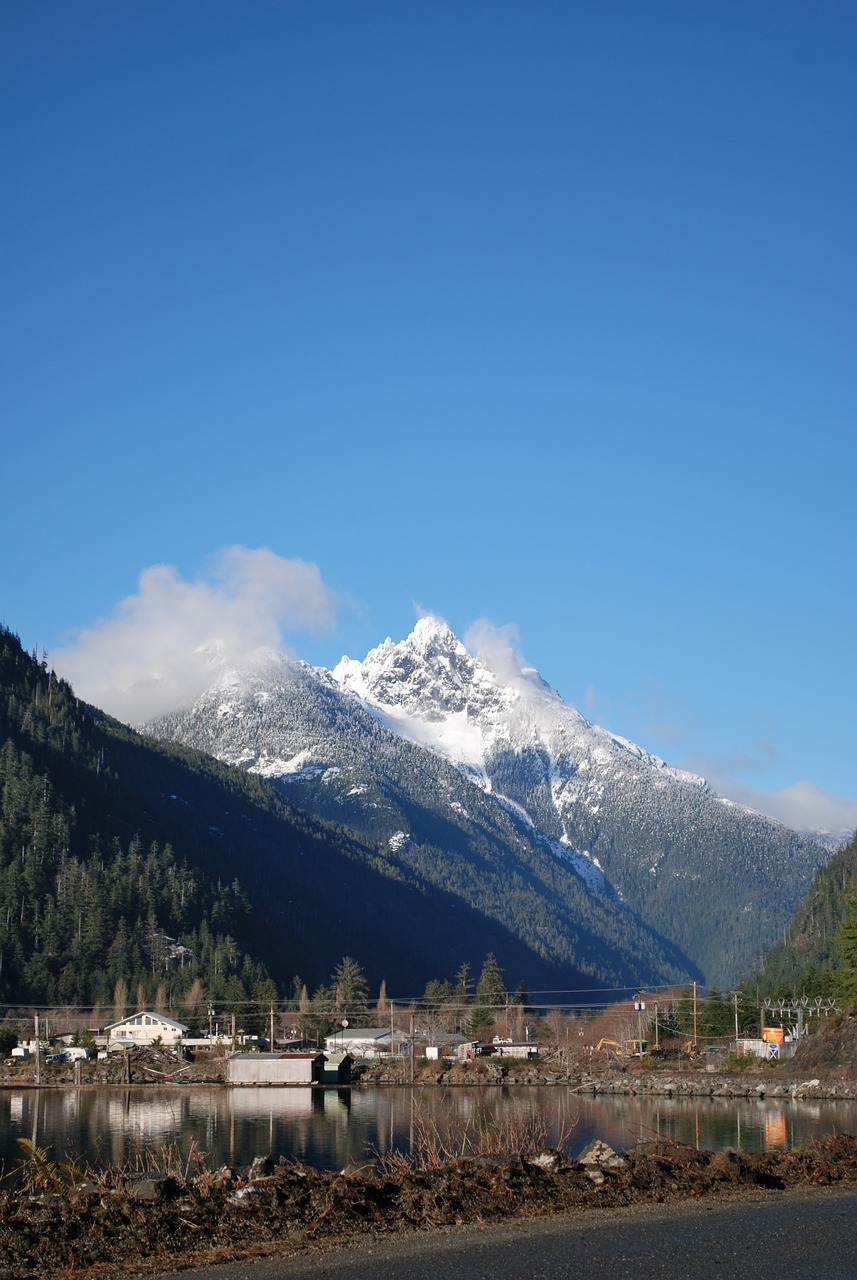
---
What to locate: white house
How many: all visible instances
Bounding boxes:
[324,1027,405,1059]
[105,1011,189,1048]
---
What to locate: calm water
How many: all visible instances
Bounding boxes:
[2,1086,855,1184]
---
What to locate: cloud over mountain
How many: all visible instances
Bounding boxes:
[53,547,337,724]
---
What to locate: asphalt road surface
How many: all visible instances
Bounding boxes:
[145,1187,857,1280]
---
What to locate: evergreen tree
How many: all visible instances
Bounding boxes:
[332,956,369,1024]
[302,983,335,1044]
[476,952,505,1009]
[419,978,454,1011]
[468,952,506,1038]
[454,962,472,1002]
[835,889,857,1009]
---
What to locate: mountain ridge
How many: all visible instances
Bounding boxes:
[148,644,698,991]
[147,618,827,986]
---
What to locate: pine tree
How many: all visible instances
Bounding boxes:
[454,962,471,1002]
[835,890,857,1009]
[476,952,505,1009]
[332,956,369,1024]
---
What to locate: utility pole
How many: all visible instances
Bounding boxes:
[409,1009,415,1084]
[693,982,698,1051]
[634,996,646,1053]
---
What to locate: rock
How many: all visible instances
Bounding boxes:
[129,1174,179,1202]
[248,1155,275,1181]
[527,1150,564,1171]
[227,1183,273,1208]
[577,1140,628,1171]
[340,1162,380,1181]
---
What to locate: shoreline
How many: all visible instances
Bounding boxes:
[2,1132,857,1279]
[4,1045,857,1102]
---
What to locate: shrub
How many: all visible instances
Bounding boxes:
[722,1051,759,1073]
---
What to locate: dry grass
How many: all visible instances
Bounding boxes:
[377,1102,576,1173]
[119,1136,211,1184]
[10,1135,215,1198]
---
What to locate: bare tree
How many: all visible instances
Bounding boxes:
[112,979,128,1023]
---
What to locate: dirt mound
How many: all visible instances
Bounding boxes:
[1,1135,857,1279]
[791,1015,857,1077]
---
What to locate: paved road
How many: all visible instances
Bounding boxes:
[145,1187,857,1280]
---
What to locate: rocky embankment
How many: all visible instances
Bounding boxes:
[5,1018,857,1099]
[0,1048,224,1088]
[2,1133,857,1280]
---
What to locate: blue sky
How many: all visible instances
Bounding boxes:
[3,2,855,834]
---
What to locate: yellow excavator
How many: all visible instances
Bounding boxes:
[594,1038,648,1058]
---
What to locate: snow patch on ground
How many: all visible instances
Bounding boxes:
[548,838,614,897]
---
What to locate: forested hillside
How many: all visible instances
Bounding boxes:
[0,626,657,1013]
[748,829,857,1001]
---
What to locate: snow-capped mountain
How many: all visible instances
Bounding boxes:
[333,615,707,822]
[147,618,827,987]
[331,617,827,984]
[146,647,696,991]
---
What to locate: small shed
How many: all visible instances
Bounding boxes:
[227,1053,325,1085]
[321,1051,353,1085]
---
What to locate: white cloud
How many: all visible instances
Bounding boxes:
[463,618,531,687]
[711,775,857,840]
[53,547,337,724]
[679,749,857,838]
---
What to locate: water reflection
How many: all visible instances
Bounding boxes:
[1,1086,854,1185]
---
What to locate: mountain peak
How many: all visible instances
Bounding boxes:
[409,614,460,649]
[332,617,489,728]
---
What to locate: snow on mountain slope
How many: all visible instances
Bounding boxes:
[333,615,705,790]
[330,617,827,986]
[331,615,709,877]
[146,641,697,991]
[147,617,827,987]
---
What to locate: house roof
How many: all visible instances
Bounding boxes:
[229,1052,323,1061]
[105,1011,190,1032]
[325,1028,400,1040]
